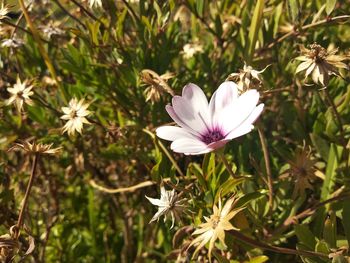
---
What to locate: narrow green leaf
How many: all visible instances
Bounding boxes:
[321,144,342,201]
[323,211,337,248]
[295,224,317,249]
[287,0,300,23]
[196,0,204,17]
[249,255,269,263]
[326,0,337,16]
[247,0,264,61]
[341,200,350,246]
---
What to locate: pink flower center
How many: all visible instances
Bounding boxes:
[201,129,224,144]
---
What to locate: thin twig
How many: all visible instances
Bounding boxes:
[229,229,328,258]
[70,0,103,24]
[257,126,273,211]
[18,0,58,85]
[121,0,141,24]
[89,177,196,194]
[258,15,350,54]
[322,89,349,171]
[143,128,185,177]
[268,192,350,239]
[52,0,86,28]
[219,152,238,179]
[15,153,39,239]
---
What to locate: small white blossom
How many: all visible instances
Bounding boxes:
[181,43,204,59]
[6,77,34,112]
[89,0,102,8]
[1,38,24,48]
[39,24,64,39]
[61,98,91,136]
[146,185,186,229]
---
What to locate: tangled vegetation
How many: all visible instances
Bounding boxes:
[1,0,350,262]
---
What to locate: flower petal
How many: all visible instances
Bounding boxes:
[209,81,239,127]
[170,138,209,155]
[220,90,260,134]
[156,126,196,141]
[225,103,264,139]
[165,105,201,136]
[172,96,208,134]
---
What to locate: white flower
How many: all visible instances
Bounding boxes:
[61,98,91,136]
[39,24,64,39]
[181,43,204,59]
[1,38,24,48]
[89,0,102,8]
[189,196,243,260]
[156,82,264,155]
[6,77,34,112]
[146,185,186,229]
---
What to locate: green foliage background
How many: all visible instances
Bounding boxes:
[1,0,350,262]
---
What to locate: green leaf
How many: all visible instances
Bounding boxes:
[249,255,269,263]
[310,133,329,161]
[323,211,337,248]
[196,0,204,16]
[295,225,317,249]
[321,144,343,201]
[287,0,300,23]
[326,0,337,16]
[247,0,264,61]
[341,200,350,246]
[315,239,330,254]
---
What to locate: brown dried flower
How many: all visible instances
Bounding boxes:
[9,141,62,155]
[226,63,268,94]
[140,69,175,103]
[295,43,348,86]
[282,145,318,198]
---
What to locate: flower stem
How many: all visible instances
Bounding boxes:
[257,126,273,211]
[143,128,185,177]
[258,15,350,54]
[15,153,39,239]
[18,0,58,85]
[322,89,349,170]
[229,229,328,258]
[219,152,238,179]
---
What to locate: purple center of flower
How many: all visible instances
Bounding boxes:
[201,129,224,144]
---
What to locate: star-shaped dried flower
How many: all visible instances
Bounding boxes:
[146,185,186,229]
[140,69,175,103]
[295,43,349,86]
[6,77,34,112]
[226,63,268,94]
[9,141,62,155]
[61,98,91,136]
[0,2,10,20]
[189,196,243,260]
[281,145,318,198]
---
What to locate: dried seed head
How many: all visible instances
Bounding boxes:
[140,69,175,103]
[296,43,349,86]
[9,141,62,155]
